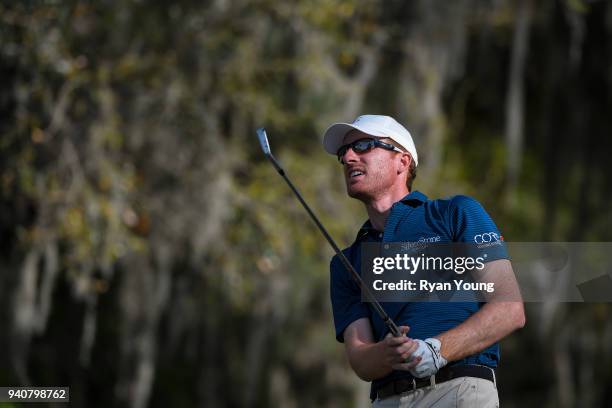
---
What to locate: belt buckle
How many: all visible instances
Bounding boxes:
[411,378,417,391]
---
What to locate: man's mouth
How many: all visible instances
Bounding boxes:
[347,169,366,181]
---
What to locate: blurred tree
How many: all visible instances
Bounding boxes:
[1,1,611,407]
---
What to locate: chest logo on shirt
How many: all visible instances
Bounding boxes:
[418,235,441,243]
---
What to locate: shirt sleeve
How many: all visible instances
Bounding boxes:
[329,251,371,343]
[448,195,509,261]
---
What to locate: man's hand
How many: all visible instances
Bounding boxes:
[344,320,422,381]
[392,338,447,378]
[381,326,422,369]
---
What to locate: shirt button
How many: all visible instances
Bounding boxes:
[378,233,383,238]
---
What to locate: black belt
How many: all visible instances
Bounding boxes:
[376,365,496,400]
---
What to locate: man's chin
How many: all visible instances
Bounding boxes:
[347,186,371,201]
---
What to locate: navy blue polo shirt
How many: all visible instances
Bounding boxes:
[329,191,508,399]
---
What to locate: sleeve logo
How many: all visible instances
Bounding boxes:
[473,232,503,244]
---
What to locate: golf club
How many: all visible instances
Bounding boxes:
[256,128,402,338]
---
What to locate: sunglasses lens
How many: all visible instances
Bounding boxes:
[337,139,376,162]
[352,140,373,153]
[337,145,348,161]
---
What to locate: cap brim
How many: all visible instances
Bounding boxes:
[323,123,387,155]
[323,123,355,154]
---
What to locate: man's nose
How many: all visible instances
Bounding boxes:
[342,146,359,163]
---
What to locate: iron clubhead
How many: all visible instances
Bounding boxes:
[256,128,272,156]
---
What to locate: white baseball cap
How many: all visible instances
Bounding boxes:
[322,114,418,166]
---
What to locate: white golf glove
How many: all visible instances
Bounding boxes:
[409,338,448,378]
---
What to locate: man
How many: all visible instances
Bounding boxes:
[324,114,525,407]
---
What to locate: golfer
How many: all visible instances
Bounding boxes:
[324,115,525,407]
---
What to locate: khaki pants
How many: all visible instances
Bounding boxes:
[372,377,499,408]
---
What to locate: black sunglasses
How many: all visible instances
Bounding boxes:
[336,138,403,163]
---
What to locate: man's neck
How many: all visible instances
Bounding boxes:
[364,189,411,232]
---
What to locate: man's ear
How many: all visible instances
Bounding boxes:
[397,152,412,174]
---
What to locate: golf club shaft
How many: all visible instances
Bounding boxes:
[259,141,401,338]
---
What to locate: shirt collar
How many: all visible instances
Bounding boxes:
[399,190,428,207]
[354,190,428,241]
[355,219,377,241]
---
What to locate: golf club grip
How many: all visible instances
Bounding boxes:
[387,320,402,337]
